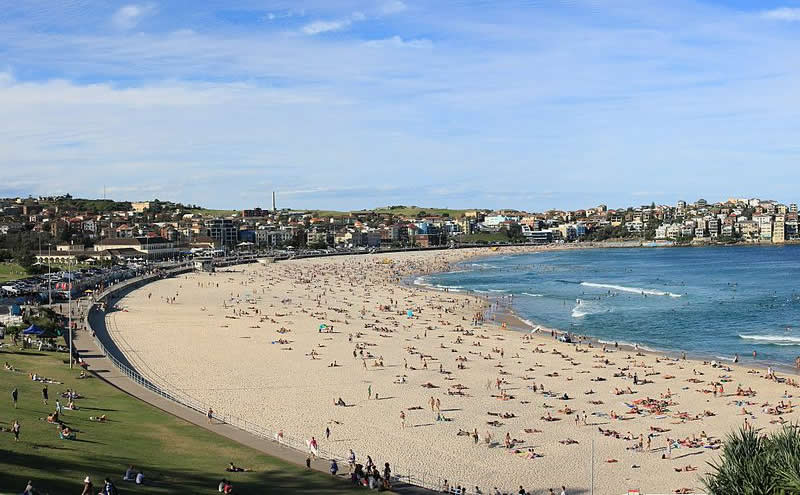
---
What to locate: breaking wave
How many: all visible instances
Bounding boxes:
[580,282,682,298]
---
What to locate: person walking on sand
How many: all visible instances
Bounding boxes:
[12,387,18,408]
[325,426,331,440]
[368,385,372,399]
[400,410,406,429]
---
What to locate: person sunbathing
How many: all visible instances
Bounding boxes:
[89,414,107,422]
[226,462,251,472]
[674,465,697,472]
[59,425,76,440]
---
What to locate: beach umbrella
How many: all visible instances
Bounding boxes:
[407,310,414,318]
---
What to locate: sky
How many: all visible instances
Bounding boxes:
[0,0,799,211]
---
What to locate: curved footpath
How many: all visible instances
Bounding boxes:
[80,265,429,494]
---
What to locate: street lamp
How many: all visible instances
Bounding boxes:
[67,259,73,369]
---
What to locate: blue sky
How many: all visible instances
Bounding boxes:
[1,0,799,211]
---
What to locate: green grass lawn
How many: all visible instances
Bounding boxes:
[0,347,360,494]
[0,262,28,283]
[369,206,469,218]
[187,208,239,217]
[0,262,95,284]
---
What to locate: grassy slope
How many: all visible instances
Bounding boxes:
[187,208,239,217]
[0,262,94,284]
[0,263,27,283]
[371,207,469,218]
[0,348,359,495]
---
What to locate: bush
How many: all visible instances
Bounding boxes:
[704,425,800,494]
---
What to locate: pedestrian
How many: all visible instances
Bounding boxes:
[81,476,94,495]
[368,384,371,399]
[400,410,406,429]
[560,486,567,495]
[306,457,311,469]
[101,477,117,495]
[12,387,18,408]
[207,407,213,424]
[325,426,331,439]
[42,385,48,405]
[383,462,392,488]
[56,399,62,415]
[12,419,20,442]
[330,459,338,476]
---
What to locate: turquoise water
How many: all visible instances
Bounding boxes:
[423,246,800,366]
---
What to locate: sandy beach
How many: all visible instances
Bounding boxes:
[106,247,800,494]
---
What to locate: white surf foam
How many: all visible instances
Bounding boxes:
[739,334,800,345]
[413,276,430,287]
[580,282,682,298]
[597,339,655,352]
[521,292,543,297]
[571,298,612,318]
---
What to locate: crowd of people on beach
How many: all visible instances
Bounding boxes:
[99,247,800,494]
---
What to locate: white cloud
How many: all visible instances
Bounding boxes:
[302,19,350,35]
[302,11,366,35]
[761,7,800,21]
[112,3,157,30]
[381,1,408,15]
[364,36,432,48]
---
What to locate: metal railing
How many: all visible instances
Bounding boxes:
[84,261,483,494]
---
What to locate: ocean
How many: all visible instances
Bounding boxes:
[422,245,800,367]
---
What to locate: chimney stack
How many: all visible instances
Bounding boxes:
[272,191,276,212]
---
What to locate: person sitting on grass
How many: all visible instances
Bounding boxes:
[226,461,251,472]
[58,425,76,440]
[123,465,136,481]
[218,480,233,494]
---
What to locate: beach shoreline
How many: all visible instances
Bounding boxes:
[419,248,800,375]
[105,247,800,494]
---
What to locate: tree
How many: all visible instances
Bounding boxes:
[505,224,524,242]
[14,248,35,270]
